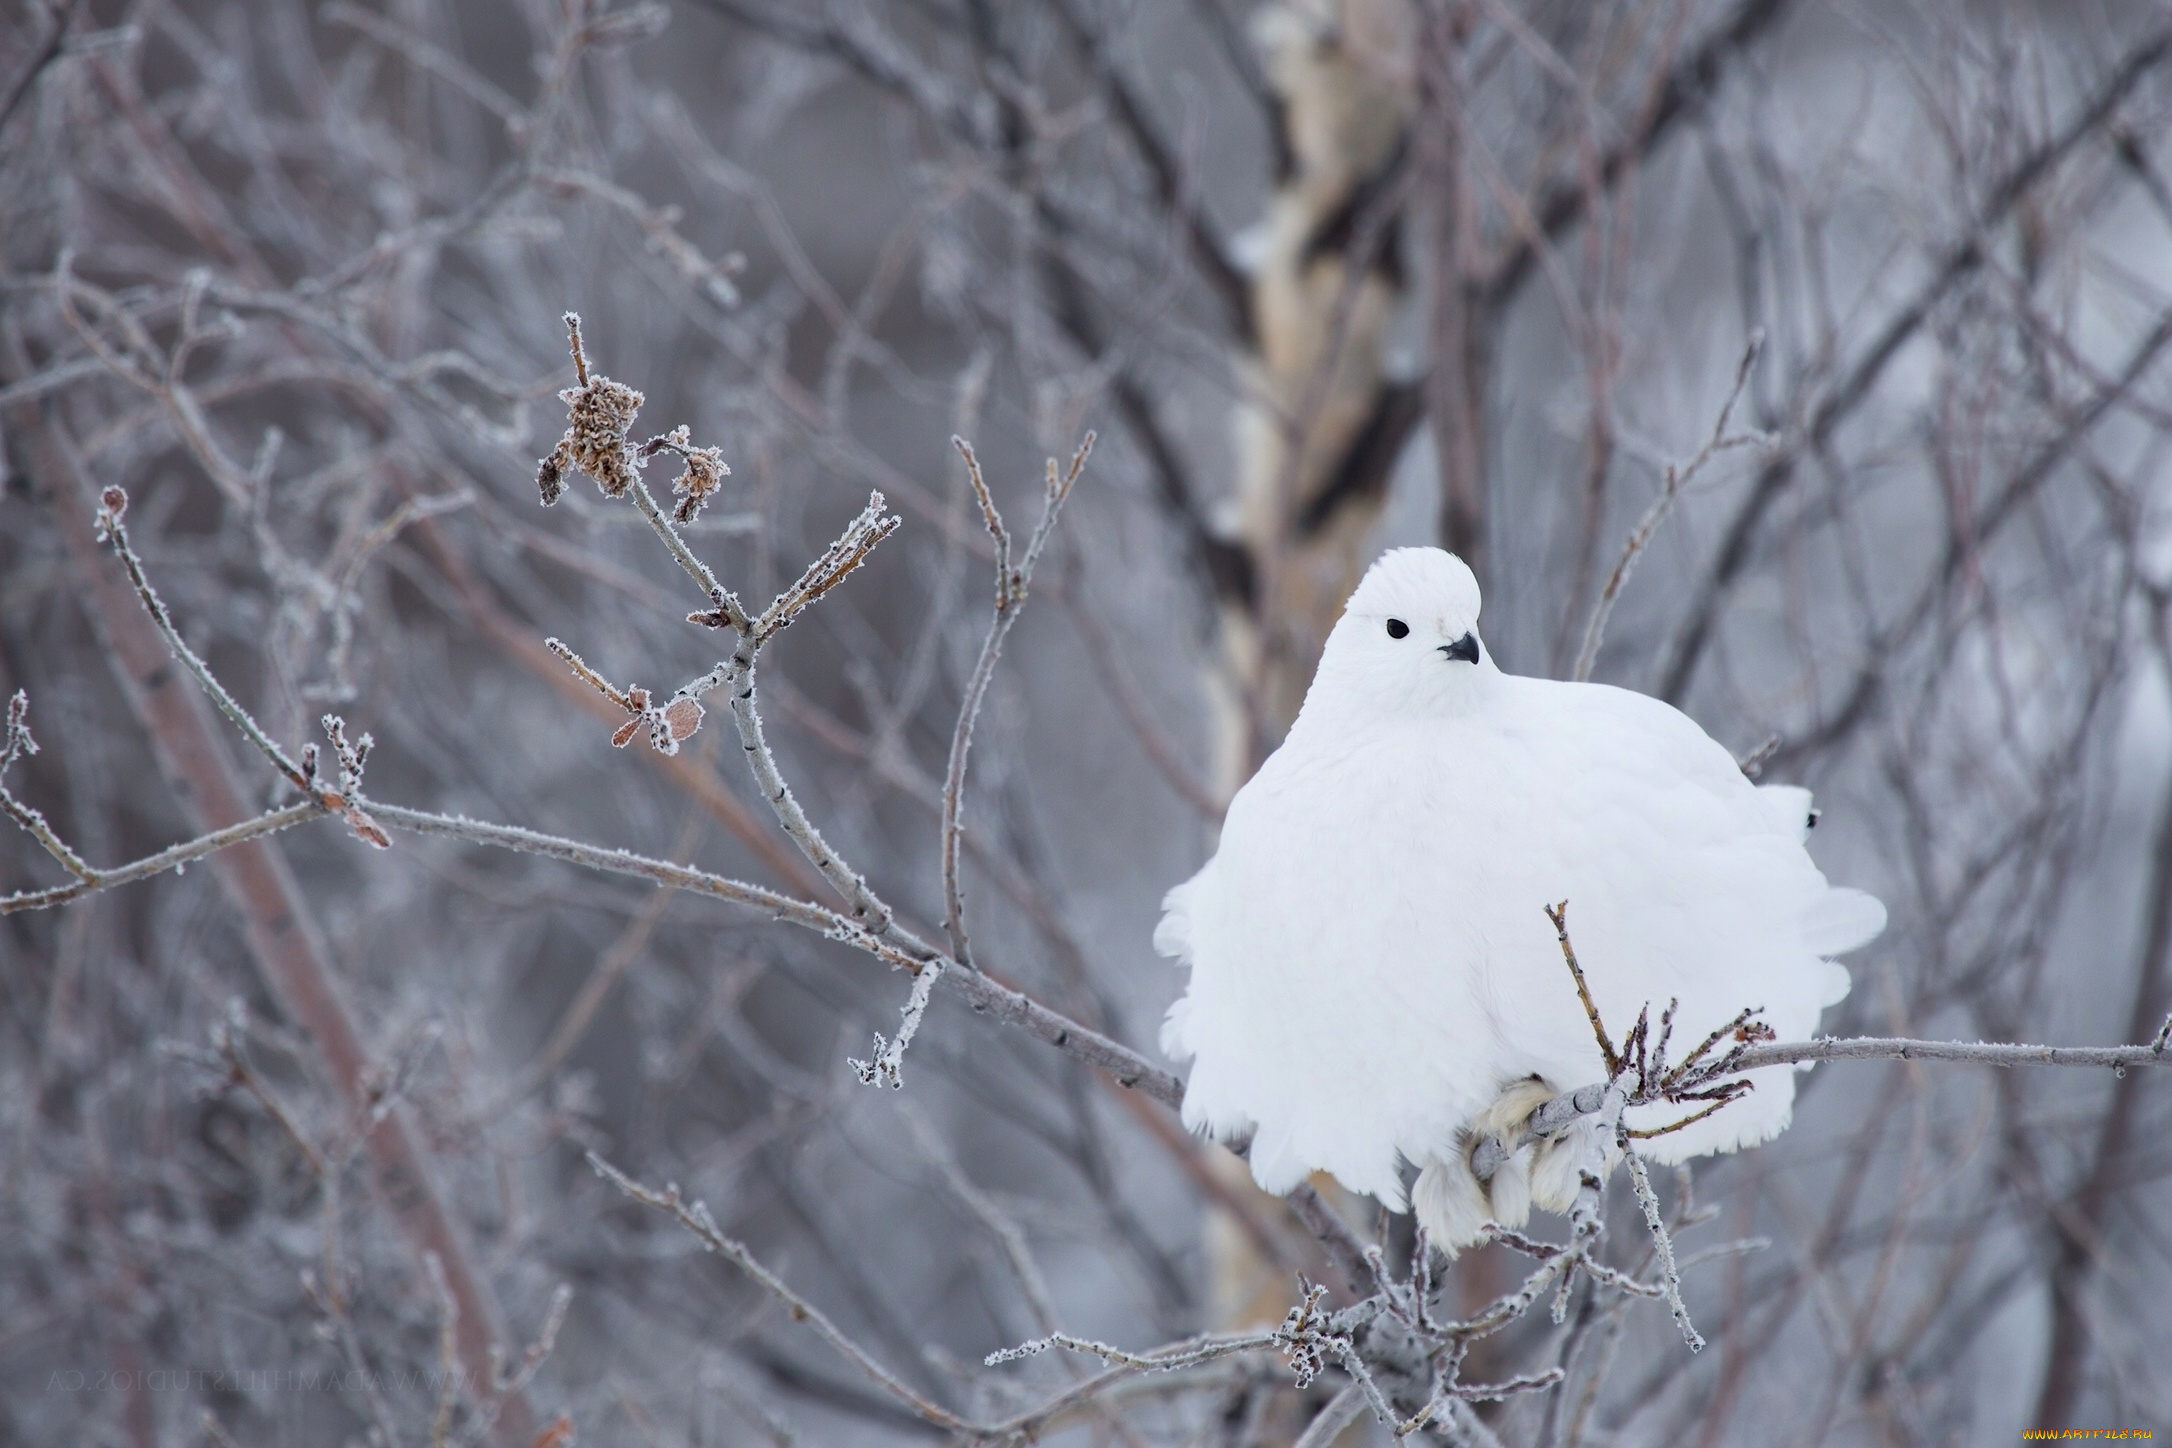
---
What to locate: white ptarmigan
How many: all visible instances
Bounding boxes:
[1157,548,1885,1251]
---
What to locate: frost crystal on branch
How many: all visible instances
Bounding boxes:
[849,959,946,1089]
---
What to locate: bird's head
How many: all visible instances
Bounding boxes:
[1308,548,1493,719]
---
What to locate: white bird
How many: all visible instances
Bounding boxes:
[1157,548,1885,1251]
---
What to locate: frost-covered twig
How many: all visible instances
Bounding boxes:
[91,486,398,850]
[1486,1031,2172,1147]
[2,691,98,884]
[1560,1081,1629,1322]
[1573,329,1770,683]
[94,488,310,791]
[588,1153,975,1434]
[1480,1226,1664,1300]
[322,799,1185,1101]
[1,800,324,914]
[983,1284,1400,1436]
[538,324,924,957]
[850,956,945,1089]
[1731,1034,2172,1072]
[1398,1364,1569,1439]
[707,628,913,941]
[1546,900,1620,1073]
[748,490,902,644]
[543,638,704,754]
[1624,1147,1702,1351]
[984,1328,1275,1371]
[940,434,1092,967]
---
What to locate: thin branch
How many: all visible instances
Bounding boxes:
[1,690,95,880]
[850,957,946,1090]
[342,799,1186,1104]
[543,637,641,714]
[1625,1147,1704,1351]
[1572,330,1768,682]
[1477,1030,2172,1172]
[748,491,902,645]
[1546,901,1620,1074]
[1730,1034,2172,1072]
[1,800,323,914]
[587,1154,975,1434]
[95,488,308,791]
[1656,23,2172,703]
[940,435,1092,967]
[985,1329,1275,1372]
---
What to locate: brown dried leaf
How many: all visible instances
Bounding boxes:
[537,451,567,506]
[662,696,703,743]
[345,804,392,850]
[610,718,641,749]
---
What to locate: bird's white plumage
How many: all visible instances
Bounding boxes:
[1158,548,1883,1227]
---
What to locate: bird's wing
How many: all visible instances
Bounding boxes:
[1497,680,1880,1159]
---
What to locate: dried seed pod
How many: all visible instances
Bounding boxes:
[667,431,729,523]
[554,373,646,498]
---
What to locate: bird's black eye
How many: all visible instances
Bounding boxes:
[1385,618,1410,639]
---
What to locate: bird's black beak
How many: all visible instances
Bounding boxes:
[1440,632,1481,665]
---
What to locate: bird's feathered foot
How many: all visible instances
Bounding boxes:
[1414,1077,1613,1256]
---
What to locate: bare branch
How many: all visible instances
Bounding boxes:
[749,491,903,645]
[588,1153,976,1434]
[1,801,322,915]
[1624,1147,1703,1352]
[1572,330,1768,682]
[0,691,95,882]
[939,435,1092,968]
[1547,900,1620,1074]
[94,487,309,792]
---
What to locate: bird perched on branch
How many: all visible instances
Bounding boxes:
[1157,548,1885,1252]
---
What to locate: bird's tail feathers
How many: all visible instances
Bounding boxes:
[1802,886,1886,957]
